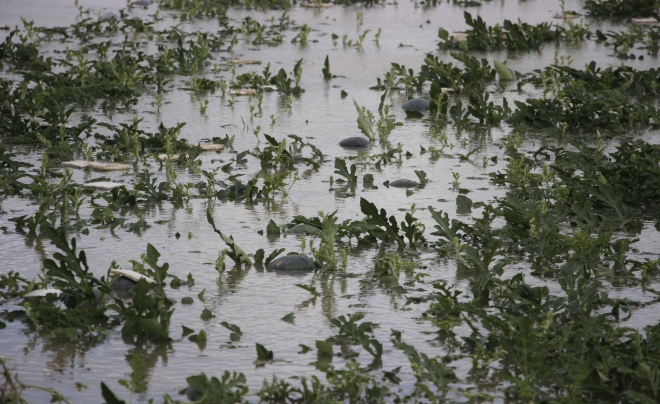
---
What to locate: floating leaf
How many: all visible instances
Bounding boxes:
[281,312,295,323]
[220,321,242,341]
[456,195,473,210]
[315,340,333,357]
[254,248,265,265]
[266,219,280,235]
[201,308,214,320]
[181,297,194,305]
[182,325,195,337]
[255,343,274,363]
[414,170,428,185]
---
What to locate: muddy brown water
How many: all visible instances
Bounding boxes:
[1,0,660,401]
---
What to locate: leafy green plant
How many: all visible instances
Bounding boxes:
[360,198,405,247]
[353,98,377,142]
[207,208,252,267]
[183,372,249,404]
[333,158,357,184]
[110,279,173,342]
[322,55,335,80]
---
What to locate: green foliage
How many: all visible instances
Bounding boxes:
[441,12,561,52]
[310,211,340,269]
[23,226,110,338]
[333,158,357,183]
[322,55,335,80]
[184,372,249,404]
[129,243,169,287]
[255,343,274,364]
[266,219,280,235]
[585,0,659,18]
[111,279,173,342]
[207,208,252,267]
[220,321,242,341]
[360,198,405,247]
[353,98,377,142]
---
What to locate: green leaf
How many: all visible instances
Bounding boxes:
[255,343,274,362]
[197,289,206,301]
[220,321,242,336]
[438,27,449,41]
[266,219,280,235]
[182,325,195,337]
[315,340,333,357]
[456,195,473,210]
[414,170,427,185]
[494,60,517,81]
[265,248,285,265]
[334,158,358,183]
[181,296,194,305]
[189,329,207,342]
[207,208,252,266]
[101,382,127,404]
[201,308,214,320]
[281,312,295,323]
[360,198,405,247]
[254,248,265,265]
[353,98,376,141]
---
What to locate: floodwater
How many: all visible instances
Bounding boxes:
[1,0,659,402]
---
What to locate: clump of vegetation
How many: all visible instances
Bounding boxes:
[585,0,660,18]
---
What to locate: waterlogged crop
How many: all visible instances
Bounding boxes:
[2,0,660,402]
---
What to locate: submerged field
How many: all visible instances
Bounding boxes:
[2,0,660,402]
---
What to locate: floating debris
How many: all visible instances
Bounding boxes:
[61,160,91,169]
[267,255,317,271]
[84,181,124,190]
[452,33,467,43]
[110,269,155,292]
[441,87,457,94]
[229,89,257,96]
[631,18,658,25]
[339,137,370,148]
[157,154,183,161]
[260,85,278,91]
[402,98,430,112]
[228,60,261,65]
[62,161,131,171]
[23,288,62,298]
[389,179,419,188]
